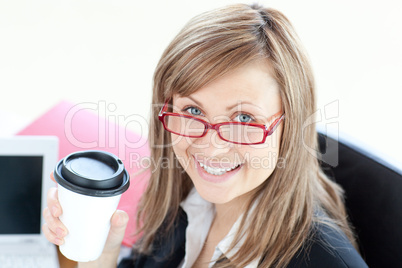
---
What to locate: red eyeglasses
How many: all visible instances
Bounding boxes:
[158,100,285,145]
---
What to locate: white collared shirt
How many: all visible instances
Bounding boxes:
[179,188,260,268]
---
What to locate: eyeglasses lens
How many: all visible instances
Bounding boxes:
[219,124,264,144]
[164,115,265,144]
[165,115,205,137]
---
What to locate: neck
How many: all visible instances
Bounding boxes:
[213,193,250,230]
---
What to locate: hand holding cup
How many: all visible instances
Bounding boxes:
[42,150,130,263]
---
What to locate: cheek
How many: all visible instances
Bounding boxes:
[171,134,192,167]
[243,132,282,176]
[171,134,187,151]
[243,147,279,174]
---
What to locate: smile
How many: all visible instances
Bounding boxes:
[198,161,241,176]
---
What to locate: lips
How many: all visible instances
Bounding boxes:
[198,161,241,176]
[192,154,243,179]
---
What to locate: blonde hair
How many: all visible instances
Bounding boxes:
[136,3,357,267]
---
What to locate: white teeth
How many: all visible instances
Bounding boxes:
[198,161,240,176]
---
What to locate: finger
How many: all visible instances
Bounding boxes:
[104,210,129,251]
[46,187,62,217]
[44,188,68,236]
[42,207,68,238]
[42,223,64,246]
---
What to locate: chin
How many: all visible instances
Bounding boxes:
[191,178,238,204]
[198,189,235,204]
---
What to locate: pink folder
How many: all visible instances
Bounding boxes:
[18,100,150,247]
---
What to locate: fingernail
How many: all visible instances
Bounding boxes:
[115,214,122,225]
[55,237,64,245]
[118,213,128,226]
[51,205,58,216]
[56,227,64,238]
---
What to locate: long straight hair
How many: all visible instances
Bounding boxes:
[136,4,357,267]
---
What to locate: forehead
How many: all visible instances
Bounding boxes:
[173,60,281,114]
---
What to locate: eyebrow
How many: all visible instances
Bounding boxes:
[185,96,204,108]
[226,101,264,112]
[183,96,263,112]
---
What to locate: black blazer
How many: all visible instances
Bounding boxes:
[119,208,368,268]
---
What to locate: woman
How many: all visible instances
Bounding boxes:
[43,3,368,267]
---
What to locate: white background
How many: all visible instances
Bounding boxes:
[0,0,401,162]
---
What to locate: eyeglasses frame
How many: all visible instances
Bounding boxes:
[158,99,285,145]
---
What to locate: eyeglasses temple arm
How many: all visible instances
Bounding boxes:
[266,113,285,136]
[158,98,171,117]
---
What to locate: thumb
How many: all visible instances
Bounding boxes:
[104,210,129,251]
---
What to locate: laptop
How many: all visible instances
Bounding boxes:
[0,136,59,267]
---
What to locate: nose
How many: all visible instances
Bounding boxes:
[191,127,231,154]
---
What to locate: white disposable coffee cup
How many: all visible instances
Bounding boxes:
[54,150,130,262]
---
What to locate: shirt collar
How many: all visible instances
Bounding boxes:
[180,188,260,267]
[213,198,260,267]
[180,188,215,268]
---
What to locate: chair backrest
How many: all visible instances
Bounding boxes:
[317,130,402,268]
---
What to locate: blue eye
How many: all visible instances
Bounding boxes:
[235,114,253,123]
[185,107,202,116]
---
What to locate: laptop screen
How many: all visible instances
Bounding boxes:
[0,155,43,235]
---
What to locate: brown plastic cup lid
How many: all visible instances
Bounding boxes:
[54,150,130,197]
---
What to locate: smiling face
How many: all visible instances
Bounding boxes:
[170,60,283,204]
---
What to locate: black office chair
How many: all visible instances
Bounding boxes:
[317,129,402,267]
